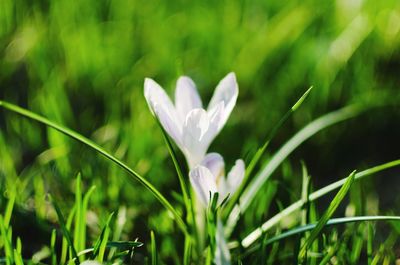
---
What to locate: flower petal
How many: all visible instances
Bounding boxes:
[182,108,210,167]
[175,76,203,121]
[207,72,238,131]
[144,78,183,147]
[201,153,225,181]
[197,101,224,152]
[226,159,245,196]
[152,104,183,148]
[189,165,217,206]
[144,78,176,117]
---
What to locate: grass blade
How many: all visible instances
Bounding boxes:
[224,86,312,216]
[0,100,188,236]
[50,195,80,265]
[156,119,198,242]
[157,119,190,210]
[108,206,126,259]
[226,105,362,235]
[76,241,143,257]
[240,159,400,247]
[60,206,76,264]
[50,229,57,265]
[367,222,373,265]
[92,212,114,261]
[0,215,13,265]
[80,185,96,259]
[4,187,16,229]
[13,237,23,265]
[151,231,157,265]
[242,215,400,257]
[184,236,192,265]
[298,170,356,260]
[73,173,83,255]
[106,241,143,248]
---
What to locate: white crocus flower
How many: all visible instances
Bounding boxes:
[189,153,244,265]
[189,153,245,207]
[144,73,238,168]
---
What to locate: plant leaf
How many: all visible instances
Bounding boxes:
[50,195,80,265]
[298,170,356,260]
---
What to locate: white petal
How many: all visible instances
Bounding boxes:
[226,159,245,196]
[217,177,230,205]
[182,108,210,167]
[207,72,238,131]
[201,153,225,181]
[144,78,176,118]
[153,104,183,148]
[144,78,183,148]
[175,76,203,121]
[198,102,224,153]
[189,165,217,206]
[214,220,231,265]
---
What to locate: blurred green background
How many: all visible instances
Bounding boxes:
[0,0,400,262]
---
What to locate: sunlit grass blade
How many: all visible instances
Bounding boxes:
[371,231,397,265]
[50,195,80,265]
[13,250,23,265]
[0,215,13,265]
[298,170,356,260]
[240,159,400,247]
[80,185,96,259]
[50,229,57,265]
[77,241,143,257]
[300,161,311,226]
[13,237,23,265]
[266,228,281,265]
[224,86,312,217]
[4,187,16,229]
[226,105,363,235]
[319,240,340,265]
[73,173,83,256]
[106,241,143,248]
[92,212,114,262]
[350,223,364,264]
[0,100,188,236]
[151,231,157,265]
[367,222,373,265]
[31,245,52,263]
[242,215,400,257]
[184,236,191,265]
[61,206,76,264]
[108,206,126,259]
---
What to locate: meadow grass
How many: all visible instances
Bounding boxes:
[1,0,400,264]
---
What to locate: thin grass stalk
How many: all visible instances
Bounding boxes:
[0,100,188,236]
[240,159,400,247]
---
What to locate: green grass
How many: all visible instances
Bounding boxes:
[1,0,400,264]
